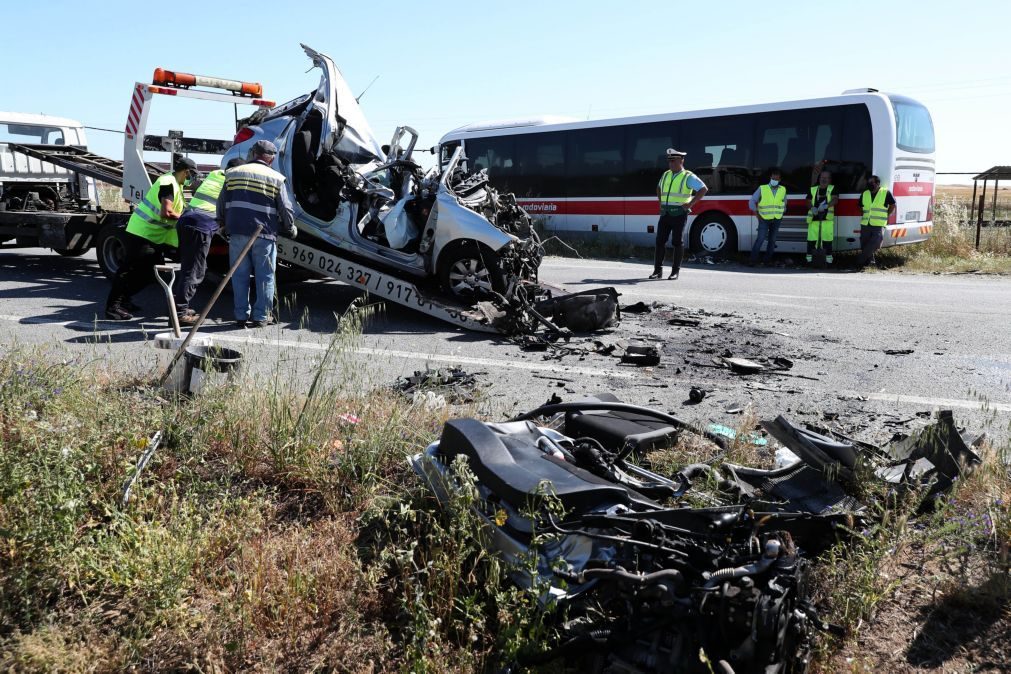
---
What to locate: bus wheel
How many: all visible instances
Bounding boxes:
[96,222,129,279]
[689,213,737,258]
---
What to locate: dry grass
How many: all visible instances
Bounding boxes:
[1,333,1009,672]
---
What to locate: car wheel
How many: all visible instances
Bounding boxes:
[689,213,738,258]
[96,222,129,278]
[439,243,505,299]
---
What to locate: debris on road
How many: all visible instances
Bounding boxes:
[884,348,915,355]
[620,344,660,366]
[688,386,707,403]
[393,367,481,404]
[667,316,701,327]
[620,301,652,314]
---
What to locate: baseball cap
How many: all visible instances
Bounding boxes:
[666,148,687,159]
[251,139,278,155]
[174,156,198,172]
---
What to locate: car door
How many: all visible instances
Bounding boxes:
[300,44,384,165]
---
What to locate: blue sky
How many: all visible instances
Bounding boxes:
[3,0,1008,183]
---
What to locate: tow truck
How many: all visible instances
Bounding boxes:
[6,66,618,335]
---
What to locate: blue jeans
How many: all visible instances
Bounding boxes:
[229,233,276,321]
[750,218,781,263]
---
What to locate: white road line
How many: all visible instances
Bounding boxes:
[2,313,1006,408]
[210,333,634,379]
[861,391,1011,413]
[0,313,631,380]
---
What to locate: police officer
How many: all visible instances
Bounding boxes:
[805,170,838,266]
[855,175,896,269]
[748,166,787,266]
[651,148,707,280]
[105,157,196,320]
[217,140,295,328]
[173,157,244,325]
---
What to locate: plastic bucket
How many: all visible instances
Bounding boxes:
[183,345,243,394]
[152,332,211,394]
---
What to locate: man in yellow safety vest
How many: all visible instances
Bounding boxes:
[104,157,197,320]
[173,157,245,324]
[651,148,708,280]
[855,174,896,269]
[805,170,838,267]
[748,167,787,266]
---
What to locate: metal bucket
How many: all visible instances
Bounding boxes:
[183,345,243,394]
[153,332,211,393]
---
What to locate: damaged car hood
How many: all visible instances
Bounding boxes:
[301,44,384,164]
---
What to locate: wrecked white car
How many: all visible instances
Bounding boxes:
[222,45,540,298]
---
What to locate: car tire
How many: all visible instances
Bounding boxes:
[96,222,129,278]
[438,242,505,299]
[689,212,738,258]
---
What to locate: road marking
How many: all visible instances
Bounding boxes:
[861,391,1011,413]
[1,313,1005,408]
[0,313,632,380]
[210,333,635,379]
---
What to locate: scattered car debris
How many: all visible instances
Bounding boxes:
[620,344,660,366]
[688,386,707,403]
[536,287,620,333]
[668,316,701,327]
[411,395,985,672]
[884,348,915,356]
[723,356,765,374]
[392,367,481,403]
[621,301,652,314]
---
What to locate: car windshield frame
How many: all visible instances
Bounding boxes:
[890,96,935,154]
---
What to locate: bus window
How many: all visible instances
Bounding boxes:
[891,97,935,153]
[465,136,516,191]
[680,115,754,195]
[836,104,873,192]
[513,132,566,198]
[567,126,624,198]
[623,122,678,197]
[755,108,841,193]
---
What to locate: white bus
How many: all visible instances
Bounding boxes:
[438,89,935,257]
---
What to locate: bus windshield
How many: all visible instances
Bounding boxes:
[891,98,934,153]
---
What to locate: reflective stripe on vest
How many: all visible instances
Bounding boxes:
[659,169,693,205]
[126,173,182,244]
[222,161,286,223]
[757,184,786,219]
[861,189,890,227]
[188,169,225,214]
[805,185,835,224]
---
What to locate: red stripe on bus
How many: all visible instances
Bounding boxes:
[892,182,934,197]
[517,197,864,217]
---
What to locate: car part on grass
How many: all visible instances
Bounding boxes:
[392,367,482,404]
[411,396,831,673]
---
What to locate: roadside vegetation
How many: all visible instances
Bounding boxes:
[1,316,1008,672]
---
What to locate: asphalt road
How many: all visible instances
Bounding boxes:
[1,247,1008,444]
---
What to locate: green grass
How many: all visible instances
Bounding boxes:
[1,318,1008,672]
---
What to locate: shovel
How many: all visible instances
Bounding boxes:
[154,264,181,338]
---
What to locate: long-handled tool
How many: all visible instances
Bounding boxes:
[154,265,181,338]
[156,225,264,388]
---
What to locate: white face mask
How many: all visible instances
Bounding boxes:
[769,179,779,187]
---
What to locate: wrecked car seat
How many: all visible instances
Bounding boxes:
[436,418,655,512]
[563,393,679,455]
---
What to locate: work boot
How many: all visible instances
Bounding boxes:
[105,304,133,321]
[249,315,278,328]
[805,254,813,264]
[668,269,679,280]
[179,313,200,326]
[648,270,662,280]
